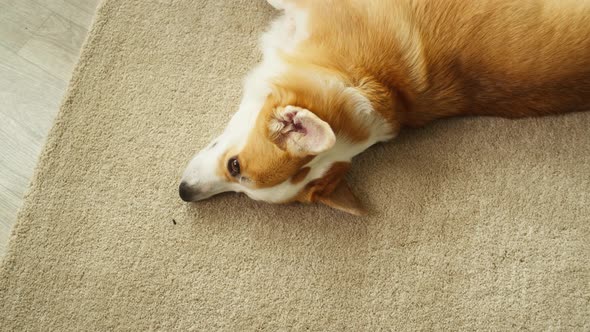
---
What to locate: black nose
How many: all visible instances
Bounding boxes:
[179,182,195,202]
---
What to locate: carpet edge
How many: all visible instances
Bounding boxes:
[0,0,109,270]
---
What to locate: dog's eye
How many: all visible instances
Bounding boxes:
[228,157,240,176]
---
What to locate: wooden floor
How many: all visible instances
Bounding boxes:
[0,0,100,258]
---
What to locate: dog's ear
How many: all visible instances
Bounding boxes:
[269,105,336,156]
[316,180,366,216]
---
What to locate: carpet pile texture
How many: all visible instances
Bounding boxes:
[1,0,589,330]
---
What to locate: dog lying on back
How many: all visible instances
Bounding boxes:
[180,0,590,215]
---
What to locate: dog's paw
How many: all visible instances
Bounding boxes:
[266,0,285,10]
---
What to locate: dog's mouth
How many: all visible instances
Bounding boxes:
[179,182,233,203]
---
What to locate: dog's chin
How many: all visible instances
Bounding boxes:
[184,193,214,203]
[182,191,238,203]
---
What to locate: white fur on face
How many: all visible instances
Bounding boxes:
[180,9,298,200]
[180,4,393,203]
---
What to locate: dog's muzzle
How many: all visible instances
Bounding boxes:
[179,181,199,202]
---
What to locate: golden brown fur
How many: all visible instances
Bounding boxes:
[285,0,590,127]
[221,0,590,213]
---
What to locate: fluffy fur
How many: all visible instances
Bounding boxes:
[180,0,590,214]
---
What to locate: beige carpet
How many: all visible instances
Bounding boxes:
[1,0,589,330]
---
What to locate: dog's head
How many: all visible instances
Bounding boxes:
[179,71,391,215]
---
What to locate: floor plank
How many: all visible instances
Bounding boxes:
[0,44,67,256]
[0,45,65,137]
[18,14,88,81]
[33,0,96,28]
[0,0,53,52]
[65,0,102,15]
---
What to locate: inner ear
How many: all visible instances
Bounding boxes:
[269,105,336,156]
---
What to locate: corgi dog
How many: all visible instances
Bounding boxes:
[180,0,590,215]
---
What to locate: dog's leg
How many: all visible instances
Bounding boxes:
[266,0,286,10]
[266,0,305,10]
[261,0,310,53]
